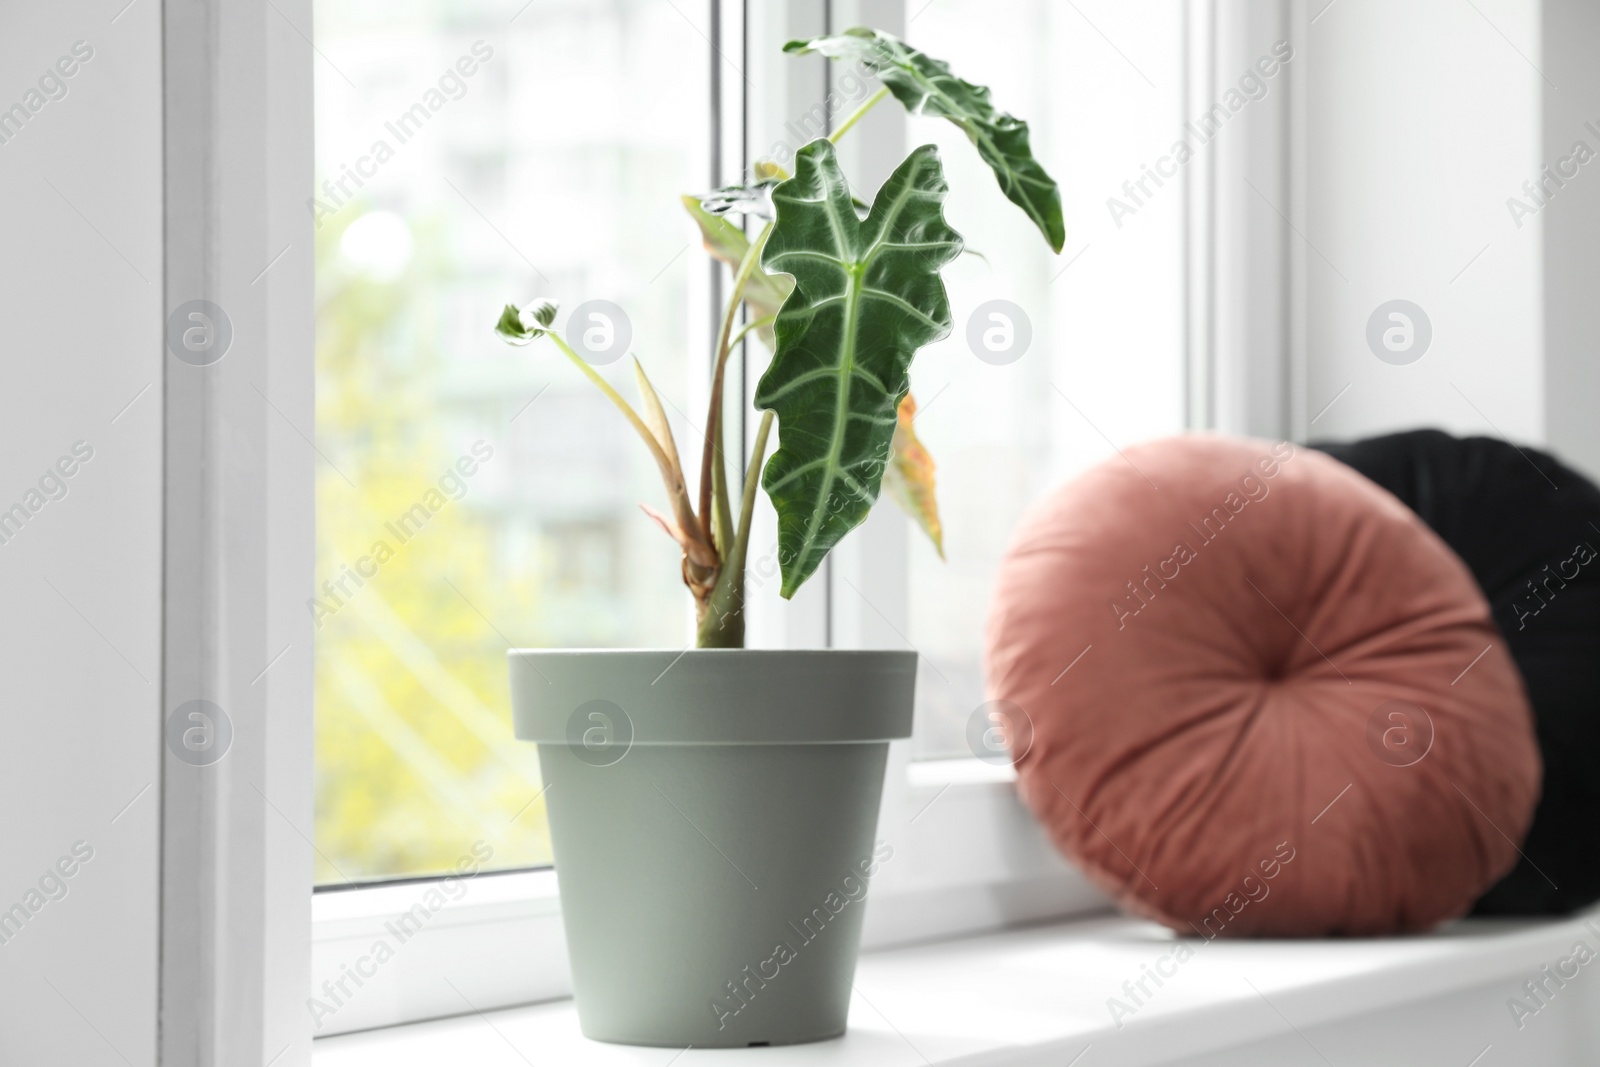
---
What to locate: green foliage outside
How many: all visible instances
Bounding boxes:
[313,210,552,884]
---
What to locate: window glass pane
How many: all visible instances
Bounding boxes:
[312,0,712,883]
[904,2,1187,758]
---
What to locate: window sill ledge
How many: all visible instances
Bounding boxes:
[313,907,1600,1066]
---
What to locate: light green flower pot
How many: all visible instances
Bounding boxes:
[509,649,915,1048]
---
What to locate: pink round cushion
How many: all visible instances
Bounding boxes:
[984,435,1541,937]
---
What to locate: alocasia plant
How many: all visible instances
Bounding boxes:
[497,26,1062,647]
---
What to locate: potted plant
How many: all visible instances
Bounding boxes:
[498,27,1062,1047]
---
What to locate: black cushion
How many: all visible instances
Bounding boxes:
[1312,429,1600,915]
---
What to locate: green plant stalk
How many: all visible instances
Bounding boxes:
[698,410,775,648]
[729,314,776,349]
[699,223,774,553]
[711,430,732,550]
[828,85,890,144]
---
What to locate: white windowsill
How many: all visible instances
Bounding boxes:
[905,756,1018,787]
[313,908,1600,1066]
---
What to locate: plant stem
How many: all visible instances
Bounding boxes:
[698,223,773,550]
[732,409,776,560]
[729,315,776,350]
[829,86,890,144]
[698,410,775,648]
[711,424,734,564]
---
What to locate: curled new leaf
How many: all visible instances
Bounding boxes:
[754,139,962,597]
[785,27,1065,253]
[495,300,559,345]
[753,160,789,182]
[697,180,780,220]
[882,393,944,557]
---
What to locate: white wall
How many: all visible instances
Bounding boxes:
[1301,0,1545,447]
[0,3,163,1065]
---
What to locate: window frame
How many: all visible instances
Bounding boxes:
[304,0,1218,1039]
[160,0,317,1062]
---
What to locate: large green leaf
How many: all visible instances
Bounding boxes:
[785,27,1064,253]
[754,139,962,597]
[687,188,946,539]
[680,196,793,348]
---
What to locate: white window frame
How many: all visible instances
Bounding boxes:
[161,1,316,1064]
[1185,0,1302,439]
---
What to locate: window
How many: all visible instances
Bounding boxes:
[312,0,715,884]
[861,2,1187,759]
[310,0,1190,1036]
